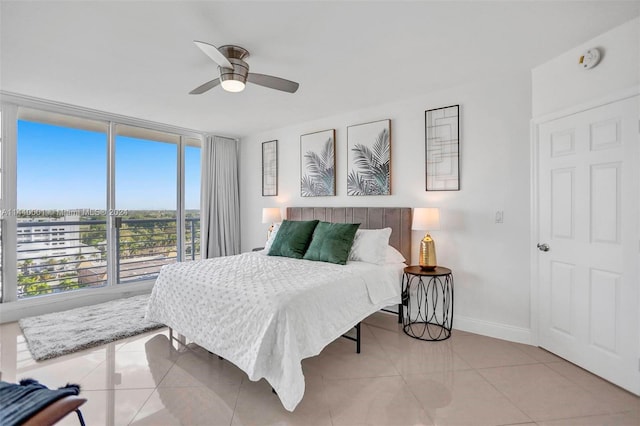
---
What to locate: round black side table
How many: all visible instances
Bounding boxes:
[402,265,454,341]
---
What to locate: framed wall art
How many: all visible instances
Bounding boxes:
[300,129,336,197]
[425,105,459,191]
[347,119,391,196]
[262,140,278,196]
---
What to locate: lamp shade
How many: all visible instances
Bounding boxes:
[262,207,282,224]
[412,208,440,231]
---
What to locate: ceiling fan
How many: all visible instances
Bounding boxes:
[189,41,300,95]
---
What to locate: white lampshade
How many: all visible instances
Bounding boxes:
[412,207,440,231]
[262,207,282,224]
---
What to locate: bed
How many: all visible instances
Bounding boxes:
[145,207,412,411]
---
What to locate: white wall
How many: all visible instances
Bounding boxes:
[239,71,533,343]
[532,17,639,117]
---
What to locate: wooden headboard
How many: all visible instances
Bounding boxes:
[286,207,412,262]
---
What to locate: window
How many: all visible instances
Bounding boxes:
[2,106,203,301]
[115,125,178,283]
[17,113,107,297]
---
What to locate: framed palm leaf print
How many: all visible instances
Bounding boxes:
[300,129,336,197]
[347,119,391,196]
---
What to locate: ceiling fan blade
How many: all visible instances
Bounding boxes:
[247,73,299,93]
[193,41,234,69]
[189,78,221,95]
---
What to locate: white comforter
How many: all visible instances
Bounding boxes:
[145,251,403,411]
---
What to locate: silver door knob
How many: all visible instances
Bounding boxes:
[537,243,550,252]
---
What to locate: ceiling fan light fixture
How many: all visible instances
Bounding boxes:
[219,58,248,93]
[190,42,300,95]
[221,79,246,92]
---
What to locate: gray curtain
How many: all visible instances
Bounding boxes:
[201,135,241,258]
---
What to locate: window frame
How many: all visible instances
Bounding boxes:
[1,93,204,303]
[182,139,201,261]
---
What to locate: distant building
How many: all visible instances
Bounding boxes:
[17,216,100,272]
[17,215,80,247]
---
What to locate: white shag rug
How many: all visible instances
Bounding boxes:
[19,294,164,361]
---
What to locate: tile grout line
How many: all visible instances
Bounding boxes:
[397,368,436,425]
[228,375,245,426]
[470,364,534,425]
[363,322,404,378]
[367,320,436,424]
[127,356,178,425]
[319,374,336,426]
[125,387,157,425]
[541,359,640,404]
[473,362,619,424]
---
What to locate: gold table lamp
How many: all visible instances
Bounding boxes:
[412,207,440,270]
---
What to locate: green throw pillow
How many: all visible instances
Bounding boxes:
[303,222,360,265]
[268,219,319,259]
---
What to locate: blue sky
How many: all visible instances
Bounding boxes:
[17,120,200,211]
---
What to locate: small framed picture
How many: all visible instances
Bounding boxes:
[300,129,336,197]
[262,140,278,196]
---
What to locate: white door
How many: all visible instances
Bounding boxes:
[537,95,639,395]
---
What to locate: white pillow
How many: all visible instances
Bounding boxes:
[348,228,392,264]
[386,245,406,264]
[264,222,281,252]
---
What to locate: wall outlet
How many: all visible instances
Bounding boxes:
[495,211,504,224]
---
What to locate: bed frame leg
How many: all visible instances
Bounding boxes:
[340,322,362,353]
[272,387,277,395]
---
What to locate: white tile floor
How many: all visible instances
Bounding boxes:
[1,312,639,425]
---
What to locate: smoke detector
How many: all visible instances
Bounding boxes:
[579,48,601,70]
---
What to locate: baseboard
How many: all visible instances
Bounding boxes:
[0,281,155,323]
[377,307,533,345]
[454,314,532,345]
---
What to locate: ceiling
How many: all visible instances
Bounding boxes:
[1,1,638,137]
